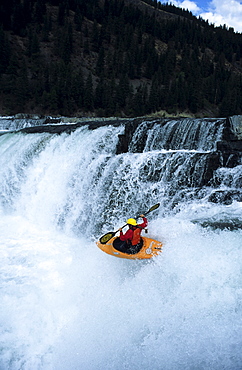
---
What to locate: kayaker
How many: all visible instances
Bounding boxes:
[116,214,148,253]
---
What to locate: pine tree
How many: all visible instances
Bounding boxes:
[72,67,84,108]
[13,61,29,112]
[49,87,58,112]
[116,74,130,109]
[132,84,148,116]
[12,3,26,35]
[84,72,94,111]
[58,1,66,26]
[96,47,105,75]
[27,27,40,59]
[74,6,83,31]
[0,0,14,30]
[91,19,100,52]
[0,26,10,73]
[57,22,73,63]
[34,0,46,24]
[177,73,187,111]
[42,13,52,42]
[105,76,116,115]
[94,76,105,109]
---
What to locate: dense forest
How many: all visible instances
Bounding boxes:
[0,0,242,117]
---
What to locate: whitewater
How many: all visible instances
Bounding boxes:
[0,118,241,370]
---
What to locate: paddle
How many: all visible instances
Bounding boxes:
[99,203,160,244]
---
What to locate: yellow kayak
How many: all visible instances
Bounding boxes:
[96,236,163,260]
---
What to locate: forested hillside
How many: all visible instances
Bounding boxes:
[0,0,242,117]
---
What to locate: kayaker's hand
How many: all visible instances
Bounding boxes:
[140,214,145,218]
[119,228,122,231]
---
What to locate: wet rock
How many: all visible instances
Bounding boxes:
[229,115,242,139]
[116,118,154,154]
[202,152,222,186]
[208,190,242,205]
[192,218,242,231]
[216,116,242,166]
[18,119,123,135]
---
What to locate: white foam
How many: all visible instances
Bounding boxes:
[0,122,241,370]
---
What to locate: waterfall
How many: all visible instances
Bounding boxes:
[0,116,241,370]
[129,118,224,152]
[0,117,241,236]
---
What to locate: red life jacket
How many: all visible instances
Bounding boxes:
[131,227,142,245]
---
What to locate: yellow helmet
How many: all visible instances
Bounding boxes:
[126,218,137,226]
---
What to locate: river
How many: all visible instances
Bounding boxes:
[0,117,241,369]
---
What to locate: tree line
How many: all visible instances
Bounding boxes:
[0,0,242,117]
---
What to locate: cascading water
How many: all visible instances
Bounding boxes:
[129,118,224,152]
[0,117,241,370]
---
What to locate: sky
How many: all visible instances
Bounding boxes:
[159,0,242,33]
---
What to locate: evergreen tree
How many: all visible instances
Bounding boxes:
[177,73,188,111]
[0,26,10,73]
[84,72,94,111]
[219,74,242,116]
[15,62,29,110]
[148,75,160,112]
[116,74,130,109]
[27,29,40,57]
[132,84,148,116]
[0,0,14,30]
[94,75,105,109]
[105,76,116,115]
[74,6,83,32]
[34,0,46,24]
[58,1,66,26]
[91,19,99,52]
[72,67,84,108]
[49,88,58,112]
[96,47,105,75]
[42,13,52,42]
[83,26,90,54]
[57,22,73,63]
[12,3,27,35]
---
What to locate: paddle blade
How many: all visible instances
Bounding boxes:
[99,231,115,244]
[146,203,160,214]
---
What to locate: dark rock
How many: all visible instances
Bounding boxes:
[116,118,155,154]
[202,152,222,186]
[215,116,242,165]
[208,190,242,205]
[192,218,242,231]
[18,119,123,135]
[217,140,242,153]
